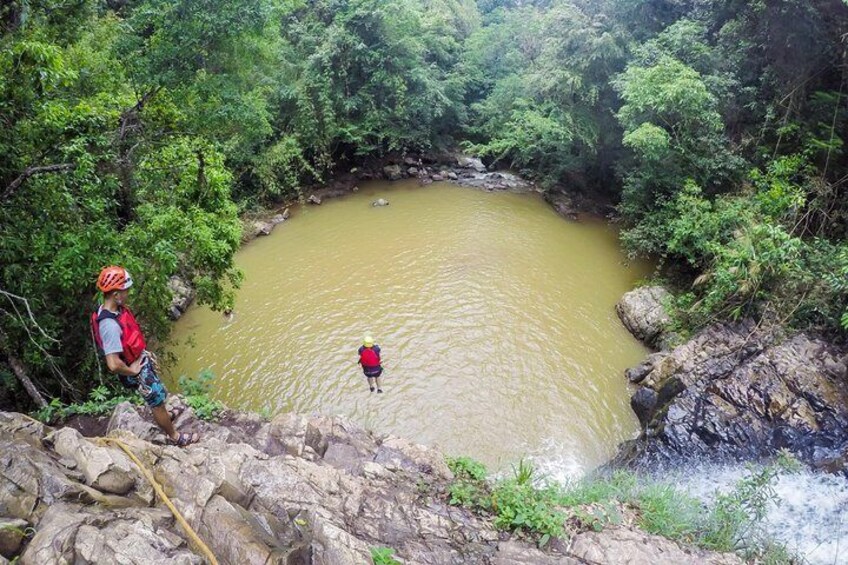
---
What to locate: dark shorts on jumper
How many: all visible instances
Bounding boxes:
[118,354,168,408]
[362,366,383,378]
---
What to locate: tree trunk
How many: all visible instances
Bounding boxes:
[6,354,48,409]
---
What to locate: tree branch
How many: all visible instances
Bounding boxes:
[5,354,48,409]
[2,163,77,201]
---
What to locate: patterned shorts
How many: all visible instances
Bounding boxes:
[120,354,168,408]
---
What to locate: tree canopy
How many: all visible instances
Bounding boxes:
[1,0,847,410]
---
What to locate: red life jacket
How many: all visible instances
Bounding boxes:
[359,347,380,368]
[90,306,147,365]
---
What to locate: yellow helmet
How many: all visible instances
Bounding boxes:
[363,336,374,347]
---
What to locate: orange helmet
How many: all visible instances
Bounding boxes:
[96,266,133,293]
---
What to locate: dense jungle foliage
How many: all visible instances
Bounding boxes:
[1,0,847,410]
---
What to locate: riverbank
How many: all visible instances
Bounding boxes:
[1,404,743,564]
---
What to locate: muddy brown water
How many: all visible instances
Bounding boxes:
[168,180,652,472]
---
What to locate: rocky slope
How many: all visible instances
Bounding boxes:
[615,288,848,474]
[2,403,740,564]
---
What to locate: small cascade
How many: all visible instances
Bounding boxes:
[667,463,848,565]
[533,450,848,565]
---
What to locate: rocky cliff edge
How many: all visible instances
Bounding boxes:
[1,402,741,564]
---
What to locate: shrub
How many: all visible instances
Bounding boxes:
[34,384,141,423]
[178,369,225,421]
[370,546,401,565]
[447,456,488,481]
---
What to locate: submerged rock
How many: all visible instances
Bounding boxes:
[616,321,848,473]
[372,198,389,207]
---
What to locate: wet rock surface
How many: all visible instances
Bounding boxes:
[1,405,739,564]
[615,321,848,473]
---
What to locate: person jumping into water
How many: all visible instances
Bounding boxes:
[358,336,384,393]
[91,266,200,446]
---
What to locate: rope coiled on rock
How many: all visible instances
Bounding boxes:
[96,437,219,565]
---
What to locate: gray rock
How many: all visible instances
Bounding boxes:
[457,156,487,172]
[307,194,322,205]
[372,198,389,207]
[20,504,202,565]
[431,174,444,181]
[544,192,578,220]
[107,401,164,444]
[0,518,28,558]
[167,275,195,320]
[0,403,748,565]
[407,167,418,176]
[44,428,138,495]
[616,286,672,349]
[382,164,403,181]
[447,171,458,180]
[616,323,848,471]
[570,527,742,565]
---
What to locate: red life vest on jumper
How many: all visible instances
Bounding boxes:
[90,306,147,365]
[359,347,380,368]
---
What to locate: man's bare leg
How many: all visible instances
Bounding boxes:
[375,376,383,393]
[151,404,177,440]
[367,377,376,392]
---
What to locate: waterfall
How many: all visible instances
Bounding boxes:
[666,463,848,565]
[533,450,848,564]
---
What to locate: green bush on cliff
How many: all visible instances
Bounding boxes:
[370,546,401,565]
[447,457,565,544]
[178,369,225,421]
[34,384,141,424]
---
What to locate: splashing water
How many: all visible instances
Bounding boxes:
[672,464,848,565]
[533,448,848,564]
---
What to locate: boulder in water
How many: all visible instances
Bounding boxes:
[382,164,403,181]
[457,156,487,172]
[616,286,671,349]
[372,198,389,207]
[166,275,195,321]
[307,194,322,205]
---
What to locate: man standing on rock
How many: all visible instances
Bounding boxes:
[358,336,384,393]
[90,266,200,446]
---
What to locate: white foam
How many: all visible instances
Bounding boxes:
[667,463,848,565]
[532,449,848,564]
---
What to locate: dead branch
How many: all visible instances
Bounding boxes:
[2,163,77,201]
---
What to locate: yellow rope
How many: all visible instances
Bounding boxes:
[12,414,217,563]
[96,437,219,565]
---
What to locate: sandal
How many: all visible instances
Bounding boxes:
[167,405,186,421]
[168,431,200,447]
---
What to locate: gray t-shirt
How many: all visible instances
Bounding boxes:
[97,307,124,356]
